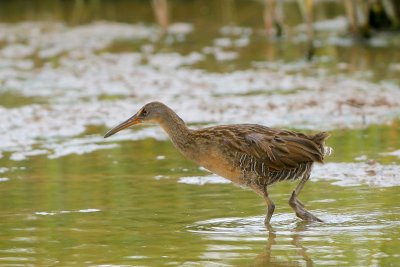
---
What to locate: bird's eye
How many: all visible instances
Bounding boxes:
[141,109,147,116]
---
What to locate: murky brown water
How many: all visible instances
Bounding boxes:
[1,1,400,266]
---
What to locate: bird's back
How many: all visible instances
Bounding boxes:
[192,124,332,186]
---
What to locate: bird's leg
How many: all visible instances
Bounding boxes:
[250,184,275,225]
[262,187,275,225]
[289,174,322,222]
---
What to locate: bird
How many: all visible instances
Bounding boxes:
[104,101,333,224]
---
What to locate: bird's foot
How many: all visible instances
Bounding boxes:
[289,192,323,222]
[295,208,323,222]
[289,191,305,208]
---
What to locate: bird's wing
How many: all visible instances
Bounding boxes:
[228,130,324,171]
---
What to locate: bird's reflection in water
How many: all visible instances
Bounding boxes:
[189,216,315,266]
[252,222,313,267]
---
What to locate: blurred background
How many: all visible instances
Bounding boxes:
[0,0,400,266]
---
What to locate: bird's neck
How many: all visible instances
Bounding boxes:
[158,109,194,156]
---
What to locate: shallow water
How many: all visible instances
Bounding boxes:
[1,132,400,266]
[1,0,400,266]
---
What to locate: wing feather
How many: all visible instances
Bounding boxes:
[196,124,329,173]
[231,128,326,171]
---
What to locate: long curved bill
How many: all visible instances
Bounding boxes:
[104,114,141,138]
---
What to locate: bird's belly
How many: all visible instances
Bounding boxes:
[197,151,244,185]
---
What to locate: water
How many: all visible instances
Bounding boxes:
[1,135,400,266]
[1,1,400,266]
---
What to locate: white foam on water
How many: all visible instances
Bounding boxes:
[312,162,400,187]
[178,175,231,185]
[47,143,119,159]
[34,208,101,216]
[381,150,400,158]
[167,22,194,35]
[78,209,101,213]
[10,149,48,161]
[296,16,348,32]
[125,255,149,259]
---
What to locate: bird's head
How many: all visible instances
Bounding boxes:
[104,101,168,138]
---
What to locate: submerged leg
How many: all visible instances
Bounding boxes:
[250,184,275,225]
[263,188,275,225]
[289,174,322,222]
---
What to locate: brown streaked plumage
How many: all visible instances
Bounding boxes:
[104,101,333,224]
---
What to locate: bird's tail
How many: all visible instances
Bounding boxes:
[311,132,333,158]
[323,146,334,157]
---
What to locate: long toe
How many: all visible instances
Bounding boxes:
[306,212,323,222]
[296,208,323,222]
